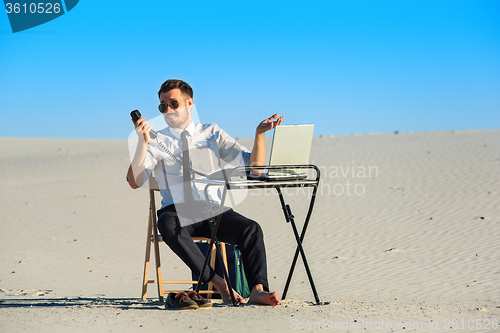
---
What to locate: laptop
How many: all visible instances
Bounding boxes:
[247,124,314,181]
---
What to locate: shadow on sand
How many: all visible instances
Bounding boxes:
[0,297,165,310]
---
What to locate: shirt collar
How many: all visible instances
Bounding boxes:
[168,121,195,139]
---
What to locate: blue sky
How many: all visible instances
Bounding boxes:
[1,0,499,139]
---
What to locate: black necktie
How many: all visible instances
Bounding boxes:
[181,130,194,203]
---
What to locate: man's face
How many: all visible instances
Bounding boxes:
[159,88,193,129]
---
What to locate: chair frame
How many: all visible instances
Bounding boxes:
[141,177,227,302]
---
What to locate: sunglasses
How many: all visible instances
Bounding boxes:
[158,98,189,113]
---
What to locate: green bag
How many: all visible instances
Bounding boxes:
[193,243,250,299]
[234,246,251,298]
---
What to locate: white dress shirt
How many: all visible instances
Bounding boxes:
[140,121,251,208]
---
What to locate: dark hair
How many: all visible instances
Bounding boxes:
[158,79,193,99]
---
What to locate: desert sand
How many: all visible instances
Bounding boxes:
[1,129,499,332]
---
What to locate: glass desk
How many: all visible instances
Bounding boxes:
[194,165,321,306]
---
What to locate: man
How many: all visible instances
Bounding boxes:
[127,79,283,307]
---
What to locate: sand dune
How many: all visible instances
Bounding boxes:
[1,130,499,332]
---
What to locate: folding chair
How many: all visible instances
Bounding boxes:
[141,176,228,302]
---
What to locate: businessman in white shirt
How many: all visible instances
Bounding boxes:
[128,79,283,306]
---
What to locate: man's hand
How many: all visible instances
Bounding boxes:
[133,117,153,144]
[250,114,284,167]
[256,114,284,135]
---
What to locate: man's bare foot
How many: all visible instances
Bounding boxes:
[211,275,246,304]
[248,284,280,306]
[222,288,246,304]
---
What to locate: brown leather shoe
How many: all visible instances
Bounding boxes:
[187,290,212,308]
[165,292,199,310]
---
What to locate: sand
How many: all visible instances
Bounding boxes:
[1,130,499,332]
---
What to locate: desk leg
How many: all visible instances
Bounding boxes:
[277,186,320,304]
[208,219,238,306]
[195,186,238,307]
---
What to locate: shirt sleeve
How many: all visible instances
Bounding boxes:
[142,144,158,184]
[215,125,251,166]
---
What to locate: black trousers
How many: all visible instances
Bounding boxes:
[157,203,269,292]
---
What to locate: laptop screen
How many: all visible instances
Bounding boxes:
[269,124,314,167]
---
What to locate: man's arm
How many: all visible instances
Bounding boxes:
[249,114,284,166]
[128,117,152,189]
